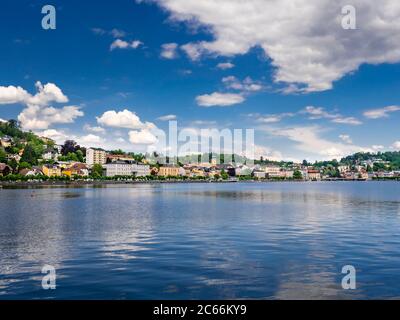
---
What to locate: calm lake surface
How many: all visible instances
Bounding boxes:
[1,182,400,299]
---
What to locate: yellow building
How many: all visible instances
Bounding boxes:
[158,166,180,177]
[191,168,205,177]
[42,165,62,177]
[62,163,89,177]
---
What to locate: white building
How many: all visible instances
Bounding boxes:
[86,148,107,166]
[104,163,150,177]
[265,166,282,178]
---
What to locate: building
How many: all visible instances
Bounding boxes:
[308,169,321,181]
[42,164,62,177]
[282,170,294,179]
[104,162,150,177]
[19,167,42,177]
[86,148,107,166]
[0,136,13,148]
[0,163,12,176]
[107,154,135,163]
[135,164,151,177]
[62,163,89,177]
[265,166,282,178]
[253,170,266,179]
[158,165,181,177]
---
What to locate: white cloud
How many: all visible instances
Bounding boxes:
[301,106,336,120]
[266,125,371,160]
[0,82,68,107]
[83,124,106,134]
[196,92,244,107]
[79,134,105,146]
[18,104,84,130]
[222,76,263,92]
[157,114,177,121]
[180,42,204,61]
[331,117,362,125]
[392,141,400,150]
[302,106,362,125]
[145,0,400,92]
[110,39,143,51]
[161,43,179,59]
[339,134,352,144]
[363,105,400,119]
[97,109,156,130]
[217,62,234,70]
[254,113,294,124]
[0,85,30,104]
[92,28,127,38]
[27,81,69,106]
[0,81,82,130]
[129,129,158,145]
[0,118,7,123]
[37,129,69,144]
[372,145,385,151]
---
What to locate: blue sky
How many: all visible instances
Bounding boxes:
[1,0,400,161]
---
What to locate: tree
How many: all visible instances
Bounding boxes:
[220,169,229,180]
[61,140,78,156]
[0,148,6,163]
[76,150,84,162]
[18,162,32,170]
[293,170,303,180]
[302,160,308,166]
[8,158,18,172]
[91,164,103,177]
[20,144,38,165]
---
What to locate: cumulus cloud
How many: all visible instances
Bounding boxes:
[110,39,143,51]
[196,92,244,107]
[157,114,177,121]
[217,62,235,70]
[128,129,158,145]
[339,134,352,144]
[0,81,83,130]
[222,76,263,92]
[92,28,127,38]
[18,104,84,130]
[27,81,69,106]
[392,141,400,150]
[83,124,106,134]
[79,134,105,146]
[302,106,362,125]
[161,43,179,59]
[252,112,294,124]
[143,0,400,92]
[97,109,156,130]
[266,125,371,160]
[363,105,400,119]
[0,85,30,104]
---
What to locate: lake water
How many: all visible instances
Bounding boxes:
[1,182,400,299]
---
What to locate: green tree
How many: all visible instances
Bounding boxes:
[293,170,303,180]
[0,148,6,163]
[91,164,103,177]
[20,144,38,165]
[18,162,32,170]
[76,150,84,162]
[220,169,229,180]
[7,158,18,172]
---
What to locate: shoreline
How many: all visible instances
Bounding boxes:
[0,178,397,188]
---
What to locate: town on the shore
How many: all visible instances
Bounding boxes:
[1,120,400,183]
